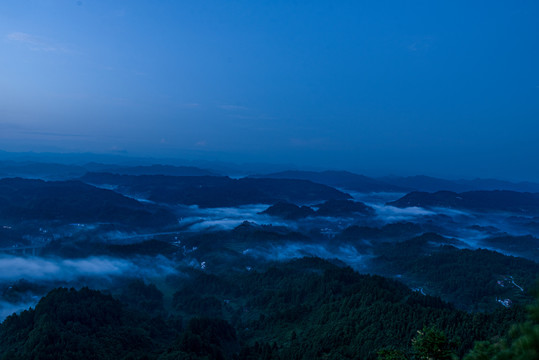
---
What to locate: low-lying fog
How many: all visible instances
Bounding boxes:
[1,190,538,320]
[179,204,287,231]
[0,255,179,320]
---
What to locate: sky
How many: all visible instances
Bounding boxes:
[0,1,538,180]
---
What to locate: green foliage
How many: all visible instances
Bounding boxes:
[169,257,521,359]
[0,259,529,360]
[159,318,238,360]
[463,341,504,360]
[464,292,539,360]
[373,238,539,311]
[0,287,176,360]
[412,326,455,360]
[116,279,165,316]
[377,348,408,360]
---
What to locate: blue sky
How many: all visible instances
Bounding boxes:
[1,1,538,180]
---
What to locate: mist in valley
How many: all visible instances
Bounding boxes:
[1,175,538,320]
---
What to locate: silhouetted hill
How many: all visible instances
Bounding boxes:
[251,170,409,192]
[379,175,468,192]
[0,161,87,180]
[261,199,374,219]
[388,190,539,214]
[261,202,316,219]
[0,178,176,228]
[337,222,424,242]
[80,173,351,207]
[107,239,181,257]
[84,163,219,176]
[380,175,539,193]
[315,199,375,216]
[479,234,539,261]
[184,221,309,253]
[458,178,539,193]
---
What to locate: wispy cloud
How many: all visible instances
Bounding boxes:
[243,243,371,270]
[289,137,331,148]
[408,43,418,52]
[219,104,279,122]
[0,122,25,131]
[180,103,200,109]
[7,32,39,44]
[6,32,71,53]
[219,104,249,111]
[228,114,277,120]
[405,36,435,53]
[0,255,178,282]
[20,130,88,138]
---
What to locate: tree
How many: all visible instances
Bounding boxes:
[377,348,408,360]
[412,326,455,360]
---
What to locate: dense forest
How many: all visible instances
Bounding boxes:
[0,258,531,359]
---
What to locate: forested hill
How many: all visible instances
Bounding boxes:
[261,199,374,219]
[0,178,176,228]
[80,172,351,207]
[0,258,525,360]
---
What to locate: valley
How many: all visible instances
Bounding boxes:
[0,162,538,358]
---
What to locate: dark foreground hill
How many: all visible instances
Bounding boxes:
[0,287,181,360]
[0,178,176,228]
[388,190,539,214]
[0,258,525,360]
[81,173,351,207]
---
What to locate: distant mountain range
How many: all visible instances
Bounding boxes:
[250,170,409,193]
[379,175,539,193]
[388,190,539,214]
[0,161,87,180]
[84,163,219,177]
[252,170,539,194]
[0,161,218,180]
[2,154,539,194]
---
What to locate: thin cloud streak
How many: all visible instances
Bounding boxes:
[6,32,71,53]
[219,105,249,111]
